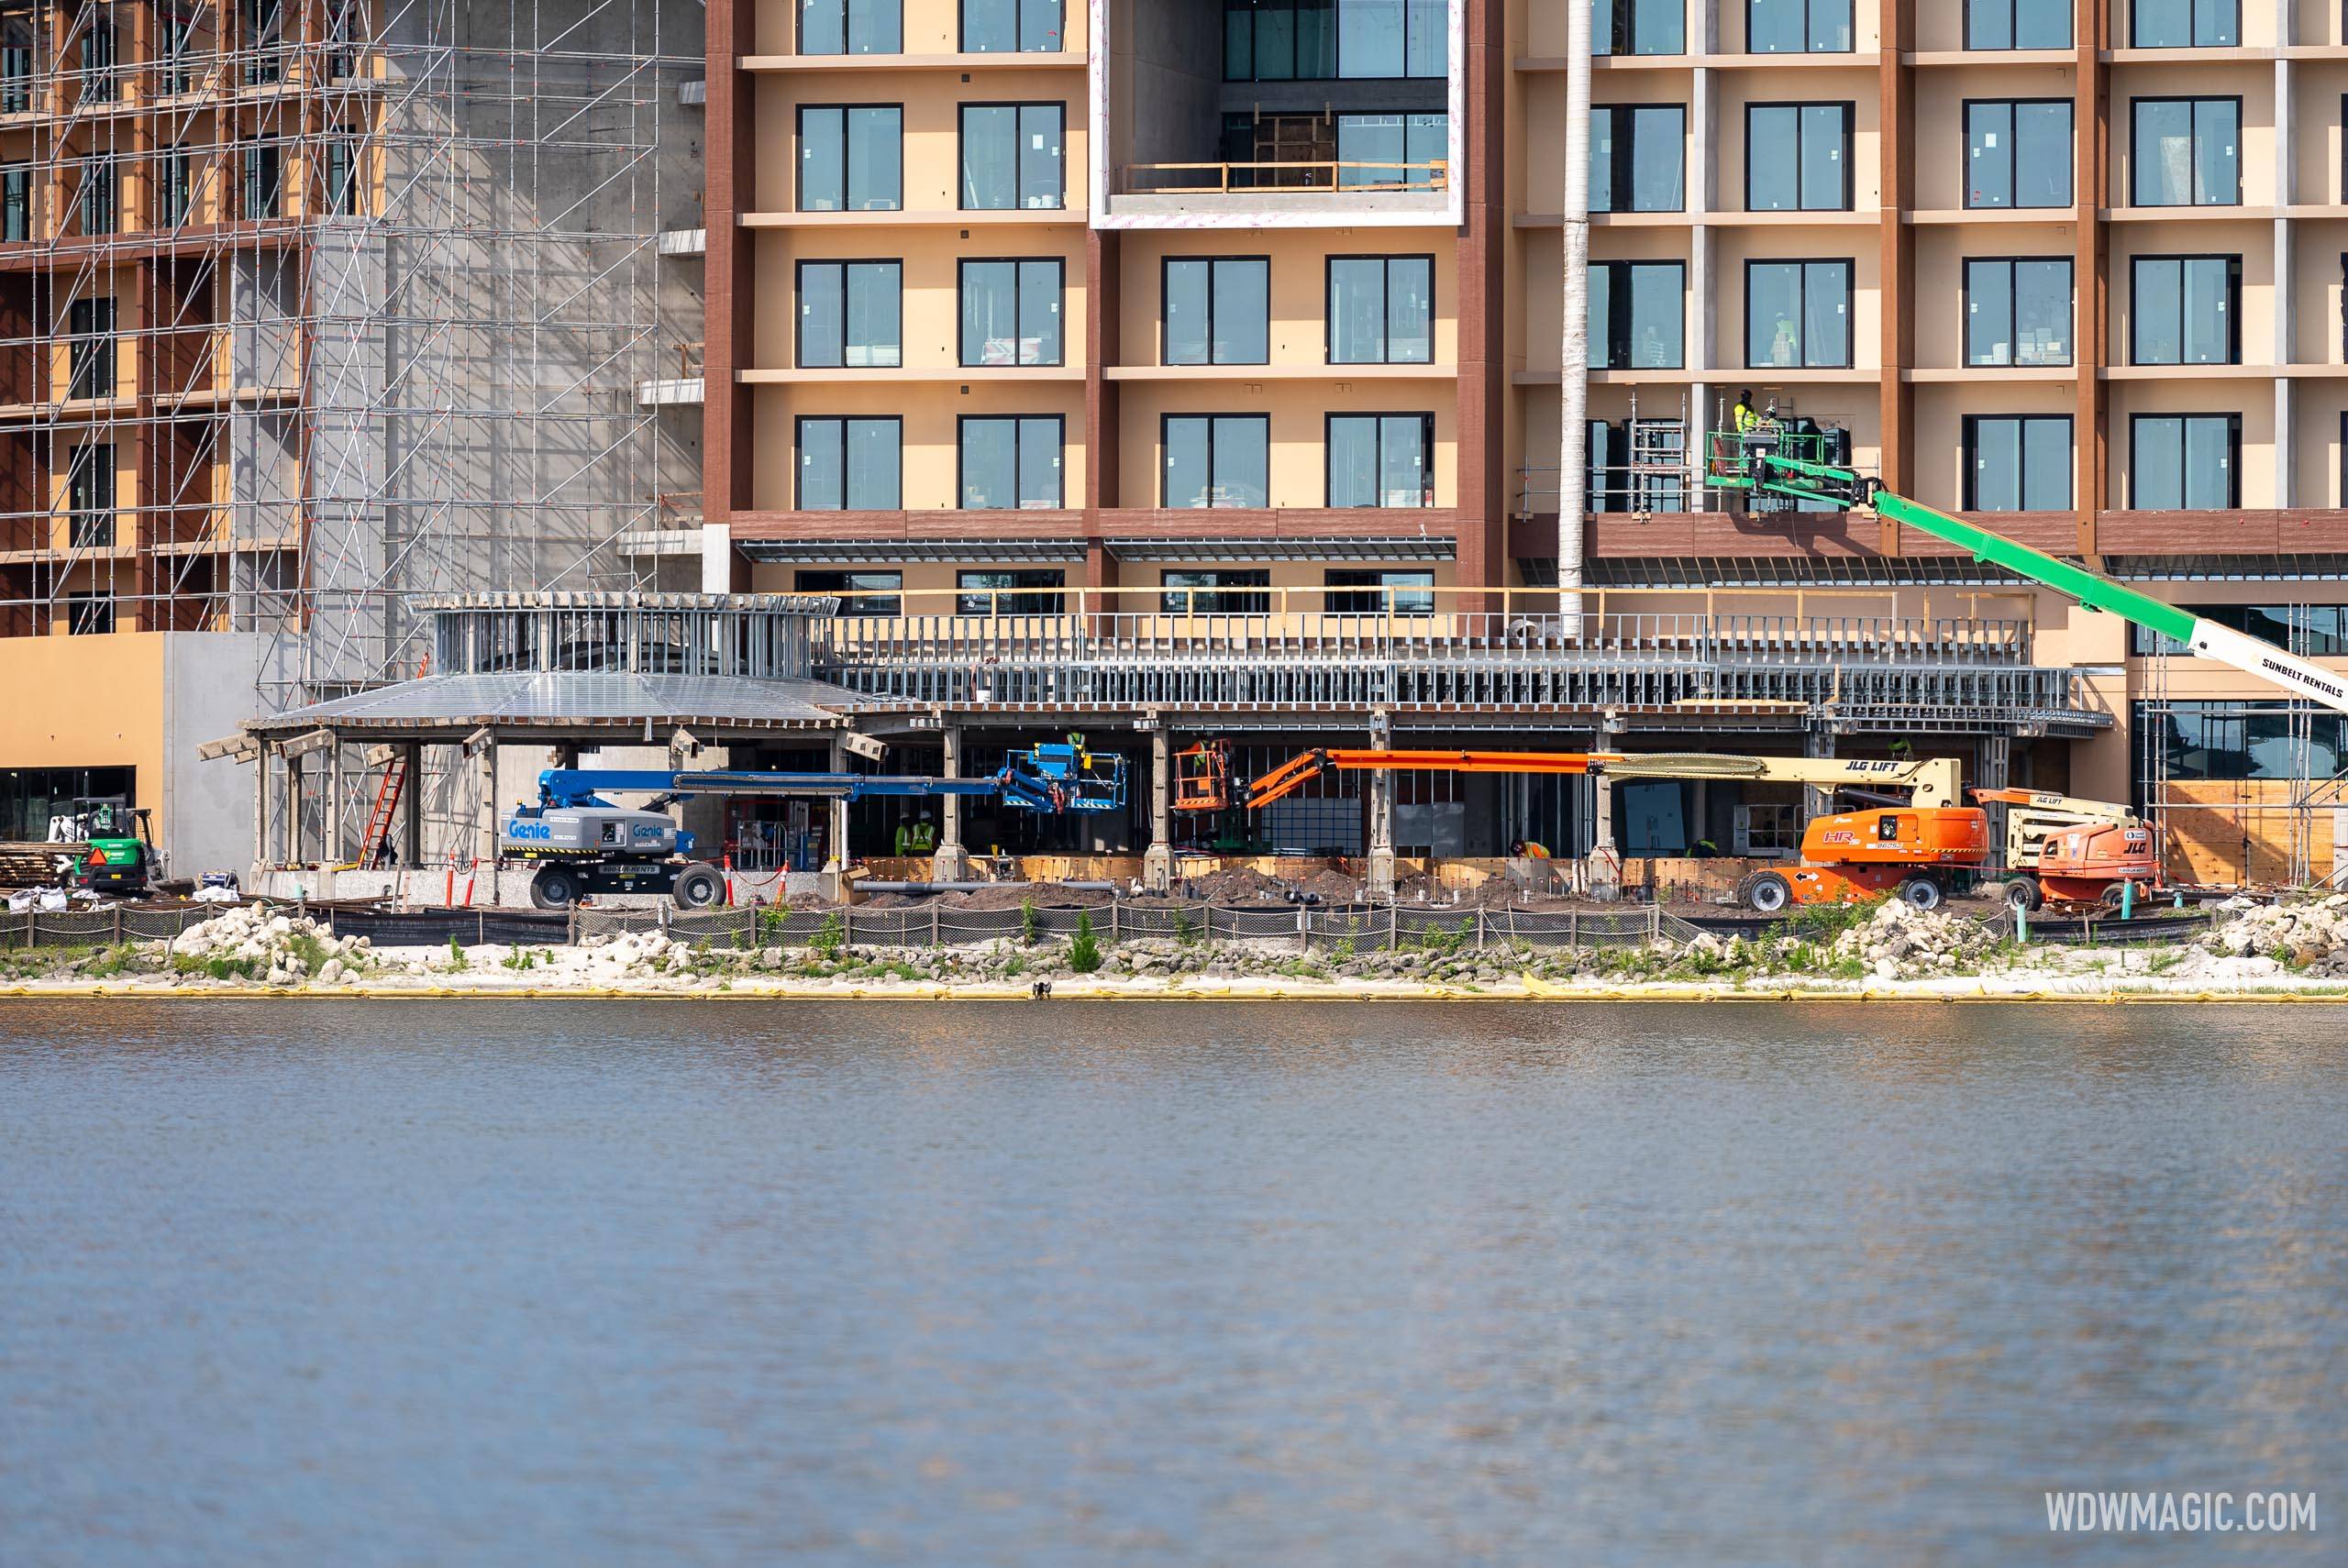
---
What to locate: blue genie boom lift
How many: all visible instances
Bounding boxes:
[502,738,1125,909]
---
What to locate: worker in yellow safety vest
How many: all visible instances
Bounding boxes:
[1733,389,1762,435]
[894,810,938,857]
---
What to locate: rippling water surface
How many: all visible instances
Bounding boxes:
[2,1000,2342,1566]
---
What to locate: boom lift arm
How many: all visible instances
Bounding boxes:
[1715,447,2348,717]
[1200,747,1964,812]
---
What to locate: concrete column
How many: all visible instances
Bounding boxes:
[401,743,423,866]
[476,735,499,866]
[1978,734,2013,869]
[1802,725,1837,823]
[822,735,854,900]
[283,757,302,864]
[1142,726,1173,891]
[326,737,345,867]
[1366,710,1395,898]
[252,739,271,877]
[1557,0,1592,635]
[933,722,972,881]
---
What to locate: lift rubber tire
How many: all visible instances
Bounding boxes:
[1744,871,1793,914]
[670,862,725,910]
[2000,877,2044,914]
[1897,876,1945,912]
[529,864,582,911]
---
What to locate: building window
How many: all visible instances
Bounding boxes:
[1745,259,1851,368]
[964,0,1063,51]
[795,569,904,616]
[957,568,1065,613]
[958,415,1063,509]
[1963,414,2071,511]
[1325,568,1434,613]
[1327,414,1433,507]
[0,766,137,839]
[1327,255,1433,364]
[81,20,118,103]
[798,105,902,212]
[1161,569,1272,613]
[960,104,1063,209]
[1162,414,1270,508]
[2137,701,2346,783]
[1747,0,1851,52]
[1589,259,1684,369]
[1965,258,2071,367]
[2132,0,2237,48]
[325,0,363,79]
[801,0,901,54]
[242,0,282,83]
[1590,105,1684,214]
[1,164,29,240]
[2130,414,2238,508]
[1163,257,1269,365]
[242,139,281,219]
[1223,0,1445,82]
[1336,113,1447,188]
[2131,255,2239,365]
[796,259,902,368]
[1745,104,1851,212]
[157,148,193,226]
[67,297,116,400]
[81,157,118,235]
[1965,0,2069,48]
[322,133,363,216]
[69,593,116,635]
[795,416,902,509]
[1594,0,1686,56]
[0,19,31,113]
[1966,101,2072,208]
[2130,605,2348,658]
[157,7,199,94]
[68,443,116,546]
[2132,98,2240,207]
[960,259,1063,366]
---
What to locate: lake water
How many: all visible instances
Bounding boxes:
[1,1000,2341,1566]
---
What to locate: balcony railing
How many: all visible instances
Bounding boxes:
[1119,159,1448,194]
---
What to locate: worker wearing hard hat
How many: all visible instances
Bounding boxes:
[894,810,938,857]
[1733,389,1762,435]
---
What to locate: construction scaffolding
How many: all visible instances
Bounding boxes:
[0,0,702,704]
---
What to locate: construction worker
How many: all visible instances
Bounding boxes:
[1733,389,1762,435]
[893,809,938,858]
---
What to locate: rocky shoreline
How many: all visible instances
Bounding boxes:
[6,897,2348,1002]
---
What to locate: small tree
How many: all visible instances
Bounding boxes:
[811,911,847,958]
[1068,909,1102,973]
[1020,898,1039,946]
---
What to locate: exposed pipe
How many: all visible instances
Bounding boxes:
[1558,0,1592,639]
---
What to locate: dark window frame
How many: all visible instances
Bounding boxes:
[955,414,1066,510]
[793,569,904,616]
[2129,94,2243,208]
[67,441,116,546]
[793,258,903,370]
[1743,257,1855,370]
[1324,567,1435,613]
[1964,0,2072,48]
[1324,411,1436,508]
[1960,413,2072,511]
[1589,258,1687,370]
[960,0,1065,52]
[1745,0,1854,53]
[792,414,903,510]
[1962,97,2074,210]
[2130,0,2239,48]
[799,0,903,55]
[1963,255,2074,368]
[1324,252,1435,365]
[2128,252,2242,366]
[1594,0,1688,56]
[1221,0,1447,83]
[1744,101,1854,213]
[1158,413,1271,509]
[958,256,1066,367]
[0,162,29,240]
[66,296,116,399]
[795,104,904,213]
[955,566,1066,614]
[958,100,1066,211]
[2128,412,2242,509]
[1590,102,1687,215]
[1160,254,1271,366]
[1160,567,1273,613]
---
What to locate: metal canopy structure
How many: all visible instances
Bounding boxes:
[245,670,863,741]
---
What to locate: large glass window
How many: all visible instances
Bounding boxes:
[963,0,1063,51]
[1591,105,1684,214]
[0,19,31,113]
[798,106,902,212]
[1745,259,1851,368]
[1163,257,1269,365]
[1745,104,1851,212]
[1327,255,1433,364]
[1747,0,1851,52]
[66,297,116,399]
[67,443,115,546]
[959,259,1063,366]
[68,593,115,635]
[1327,414,1433,507]
[795,569,903,615]
[795,416,902,510]
[1325,568,1435,613]
[1161,569,1273,613]
[960,104,1063,209]
[81,156,117,234]
[2131,255,2239,365]
[1,163,29,240]
[1336,113,1447,187]
[1589,260,1684,369]
[1224,0,1444,81]
[2132,0,2237,47]
[1593,0,1686,55]
[1965,0,2070,48]
[957,568,1065,613]
[1162,415,1270,509]
[2132,98,2240,207]
[1963,415,2071,511]
[241,139,280,219]
[322,132,361,216]
[2137,701,2346,783]
[2131,414,2238,508]
[801,0,901,54]
[958,416,1063,509]
[796,260,901,368]
[1965,258,2072,367]
[1966,101,2072,209]
[0,766,137,840]
[81,21,117,103]
[2131,605,2348,658]
[241,0,282,83]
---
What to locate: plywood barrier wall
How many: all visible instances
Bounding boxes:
[2159,781,2341,889]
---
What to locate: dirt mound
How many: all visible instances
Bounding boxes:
[947,882,1115,911]
[1288,867,1365,903]
[1180,865,1288,904]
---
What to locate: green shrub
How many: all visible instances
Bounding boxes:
[811,911,847,958]
[1020,899,1039,946]
[1068,910,1102,973]
[443,936,469,972]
